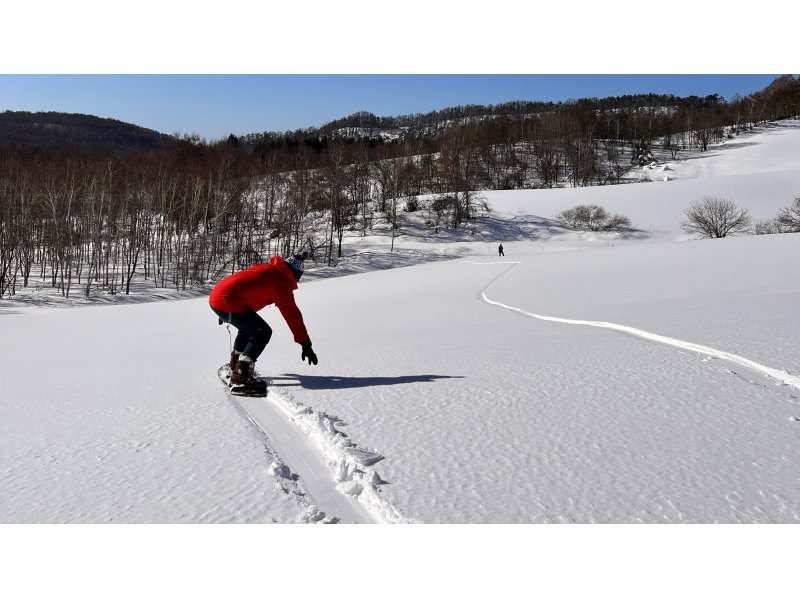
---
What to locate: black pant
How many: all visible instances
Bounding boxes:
[211,306,273,361]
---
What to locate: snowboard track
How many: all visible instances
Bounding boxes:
[479,262,800,393]
[224,394,329,523]
[228,378,411,524]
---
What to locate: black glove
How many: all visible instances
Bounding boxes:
[301,341,318,365]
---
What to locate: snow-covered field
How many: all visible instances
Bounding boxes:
[3,120,800,589]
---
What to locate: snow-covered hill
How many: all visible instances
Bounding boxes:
[2,120,799,526]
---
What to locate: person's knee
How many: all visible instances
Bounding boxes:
[250,322,272,345]
[255,326,273,344]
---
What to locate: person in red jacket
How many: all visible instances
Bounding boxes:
[209,250,318,389]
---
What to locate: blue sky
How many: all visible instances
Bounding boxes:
[0,74,782,141]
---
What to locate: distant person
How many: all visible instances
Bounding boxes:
[498,244,504,257]
[209,250,318,394]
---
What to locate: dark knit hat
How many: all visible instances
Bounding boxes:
[284,250,309,280]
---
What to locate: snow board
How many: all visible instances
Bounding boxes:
[217,364,269,397]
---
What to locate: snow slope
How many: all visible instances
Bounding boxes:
[1,120,799,524]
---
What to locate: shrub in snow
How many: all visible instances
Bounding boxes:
[556,204,632,232]
[631,144,656,166]
[681,196,751,238]
[775,195,800,232]
[403,196,420,212]
[754,218,782,235]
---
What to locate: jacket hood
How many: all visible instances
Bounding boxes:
[270,256,299,290]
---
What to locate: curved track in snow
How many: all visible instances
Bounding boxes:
[480,262,800,392]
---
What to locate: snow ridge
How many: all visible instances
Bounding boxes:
[480,263,800,392]
[265,387,412,523]
[247,386,412,523]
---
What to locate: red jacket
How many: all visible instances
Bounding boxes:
[209,256,310,344]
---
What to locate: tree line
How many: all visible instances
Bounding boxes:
[1,75,798,299]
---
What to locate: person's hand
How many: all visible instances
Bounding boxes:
[301,341,318,365]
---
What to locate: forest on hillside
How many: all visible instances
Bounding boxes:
[0,111,172,150]
[1,75,798,299]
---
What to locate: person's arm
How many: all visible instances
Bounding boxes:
[274,288,310,345]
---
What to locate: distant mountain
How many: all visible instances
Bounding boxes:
[0,111,174,151]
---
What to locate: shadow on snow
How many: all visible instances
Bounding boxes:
[271,373,464,390]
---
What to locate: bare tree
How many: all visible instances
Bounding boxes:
[438,126,482,228]
[682,197,751,238]
[323,140,352,263]
[374,157,407,251]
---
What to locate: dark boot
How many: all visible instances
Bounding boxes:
[229,352,239,370]
[230,358,256,387]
